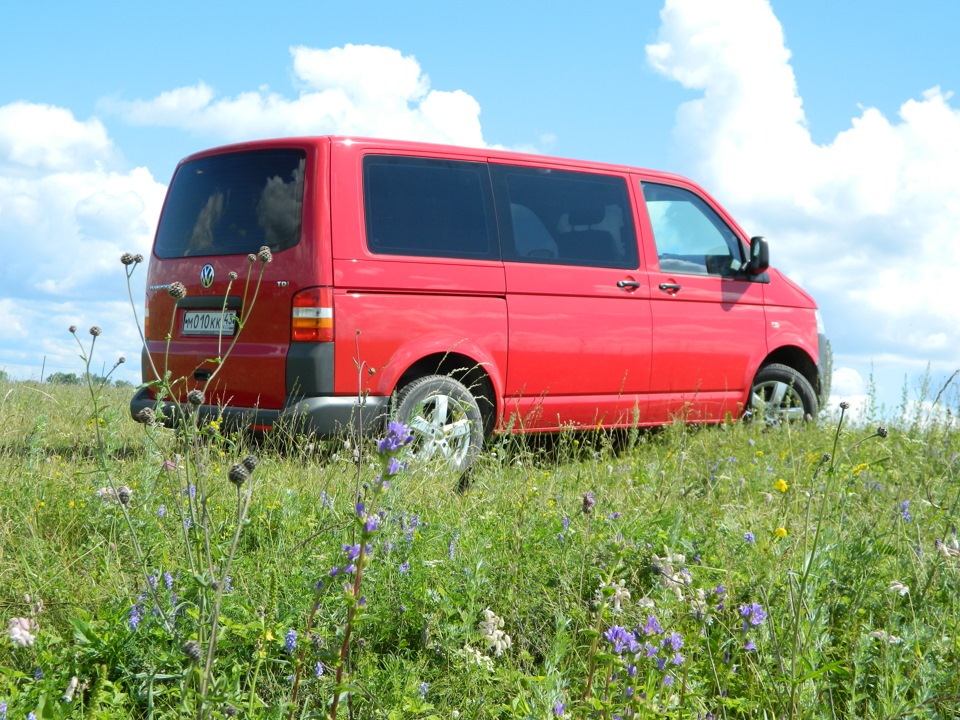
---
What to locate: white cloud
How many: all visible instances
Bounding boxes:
[647,0,960,409]
[0,102,166,382]
[106,44,486,148]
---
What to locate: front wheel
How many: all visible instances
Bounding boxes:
[393,375,484,473]
[749,363,818,425]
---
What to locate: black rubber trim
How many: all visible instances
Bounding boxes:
[286,342,335,396]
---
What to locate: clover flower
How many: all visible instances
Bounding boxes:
[8,617,38,646]
[479,608,512,656]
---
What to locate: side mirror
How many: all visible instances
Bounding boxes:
[747,236,769,276]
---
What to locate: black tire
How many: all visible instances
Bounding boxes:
[393,375,484,473]
[748,363,818,425]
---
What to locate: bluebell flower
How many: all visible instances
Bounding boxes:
[315,661,325,678]
[129,603,143,631]
[364,515,380,534]
[663,674,674,687]
[739,602,767,627]
[343,543,361,561]
[378,421,413,453]
[745,639,757,651]
[285,628,297,654]
[745,531,755,543]
[643,615,663,636]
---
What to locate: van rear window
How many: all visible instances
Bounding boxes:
[363,156,498,260]
[154,150,305,258]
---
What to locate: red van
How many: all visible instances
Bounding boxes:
[131,136,825,470]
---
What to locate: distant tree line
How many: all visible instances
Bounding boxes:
[44,372,133,388]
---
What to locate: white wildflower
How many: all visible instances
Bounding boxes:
[8,617,38,646]
[889,581,910,596]
[479,608,512,657]
[601,580,631,613]
[637,597,656,611]
[868,630,902,645]
[460,645,494,671]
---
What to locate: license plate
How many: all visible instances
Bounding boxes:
[182,310,238,336]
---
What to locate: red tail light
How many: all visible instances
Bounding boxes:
[292,287,333,342]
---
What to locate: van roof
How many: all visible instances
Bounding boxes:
[178,135,692,186]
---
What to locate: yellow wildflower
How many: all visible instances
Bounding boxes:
[775,527,788,538]
[775,479,789,493]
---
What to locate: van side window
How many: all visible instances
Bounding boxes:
[492,165,639,269]
[363,156,498,260]
[641,182,744,276]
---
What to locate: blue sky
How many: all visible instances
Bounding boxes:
[2,0,959,418]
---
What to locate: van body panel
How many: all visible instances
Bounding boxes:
[134,135,823,442]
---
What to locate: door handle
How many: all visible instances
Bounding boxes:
[617,280,641,290]
[658,282,682,293]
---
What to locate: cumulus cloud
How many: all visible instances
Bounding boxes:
[0,102,166,381]
[106,44,485,148]
[647,0,960,404]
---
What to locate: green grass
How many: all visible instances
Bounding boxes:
[1,376,959,719]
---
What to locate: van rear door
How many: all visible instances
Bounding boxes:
[143,142,325,411]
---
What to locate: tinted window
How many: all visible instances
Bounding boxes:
[363,156,497,260]
[155,150,305,259]
[642,182,744,276]
[492,165,639,269]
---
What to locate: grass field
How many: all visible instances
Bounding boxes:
[1,371,959,719]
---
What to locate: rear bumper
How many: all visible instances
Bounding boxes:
[129,387,390,436]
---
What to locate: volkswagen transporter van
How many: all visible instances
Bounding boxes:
[131,136,825,470]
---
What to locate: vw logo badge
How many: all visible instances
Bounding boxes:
[200,264,215,288]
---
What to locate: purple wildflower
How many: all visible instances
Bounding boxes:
[582,491,595,514]
[343,543,361,561]
[553,702,566,717]
[364,515,380,534]
[672,652,685,665]
[666,631,683,651]
[315,661,325,678]
[285,628,297,654]
[418,681,429,699]
[745,639,757,651]
[663,674,674,687]
[740,602,767,627]
[715,584,726,596]
[643,615,663,636]
[745,531,755,543]
[157,504,165,518]
[378,421,413,454]
[900,501,912,523]
[128,603,142,631]
[399,561,410,573]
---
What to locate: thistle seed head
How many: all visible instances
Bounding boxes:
[241,455,259,473]
[89,326,102,337]
[168,282,187,300]
[877,425,889,439]
[117,486,132,506]
[247,253,257,263]
[120,252,136,265]
[228,463,250,487]
[68,325,77,334]
[183,640,202,663]
[257,246,273,264]
[582,491,596,515]
[187,389,205,407]
[136,407,156,424]
[228,271,238,281]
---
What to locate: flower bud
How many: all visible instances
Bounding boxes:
[187,389,205,407]
[89,326,102,337]
[168,282,187,300]
[257,246,273,264]
[183,640,202,662]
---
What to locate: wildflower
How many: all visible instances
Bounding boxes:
[363,514,380,534]
[228,271,238,281]
[744,531,755,544]
[378,421,413,453]
[164,571,174,590]
[643,615,663,636]
[889,580,910,596]
[136,407,156,425]
[129,602,143,631]
[665,631,683,651]
[68,325,77,334]
[89,326,102,337]
[739,602,767,627]
[839,401,850,410]
[27,713,36,720]
[606,579,631,613]
[582,491,595,514]
[242,455,259,472]
[603,626,633,655]
[899,501,911,523]
[672,652,685,665]
[187,389,204,406]
[257,246,273,263]
[157,504,165,518]
[7,617,38,646]
[876,425,889,438]
[343,544,361,561]
[228,463,250,487]
[553,701,566,716]
[183,640,202,662]
[775,478,789,493]
[716,584,726,596]
[399,561,410,574]
[285,628,297,654]
[663,675,674,687]
[744,639,757,651]
[315,661,325,677]
[479,608,512,656]
[120,252,140,265]
[775,527,788,538]
[418,681,429,699]
[34,667,43,680]
[168,282,187,300]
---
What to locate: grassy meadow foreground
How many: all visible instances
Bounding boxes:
[1,378,959,719]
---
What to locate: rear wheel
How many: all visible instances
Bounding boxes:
[393,375,484,473]
[749,363,818,425]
